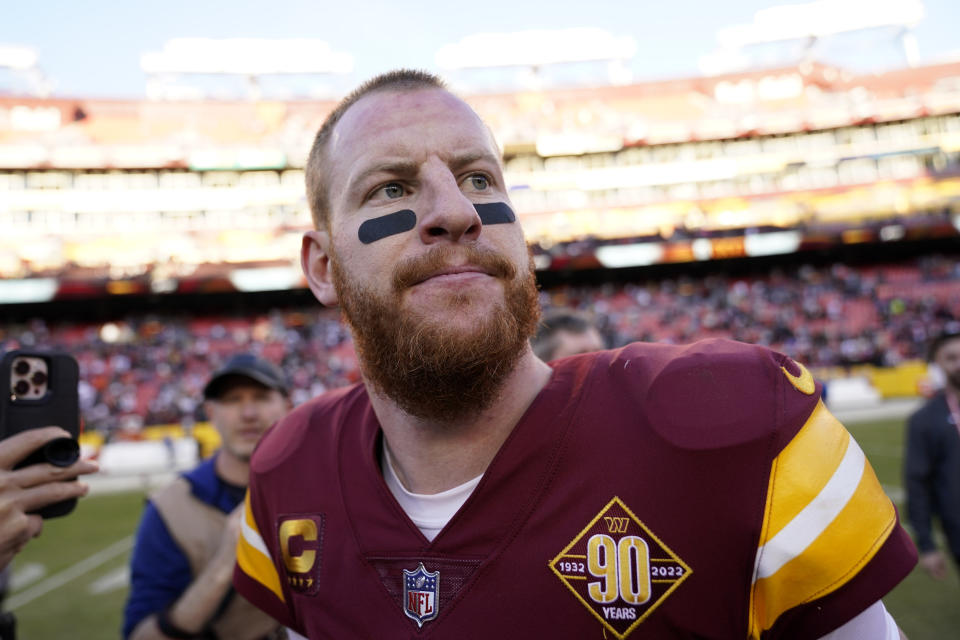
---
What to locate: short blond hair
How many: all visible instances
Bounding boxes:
[305,69,447,230]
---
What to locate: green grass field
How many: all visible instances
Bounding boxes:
[7,490,145,639]
[4,417,959,639]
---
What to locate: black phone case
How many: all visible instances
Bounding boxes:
[0,350,81,518]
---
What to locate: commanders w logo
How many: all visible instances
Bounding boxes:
[604,517,629,533]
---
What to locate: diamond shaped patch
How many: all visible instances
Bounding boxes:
[549,496,692,639]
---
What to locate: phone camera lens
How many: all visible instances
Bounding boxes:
[31,371,47,385]
[13,360,30,375]
[13,380,30,396]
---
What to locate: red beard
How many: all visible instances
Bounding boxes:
[331,244,540,423]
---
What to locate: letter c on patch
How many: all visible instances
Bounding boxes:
[279,519,318,574]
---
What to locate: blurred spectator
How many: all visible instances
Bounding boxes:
[123,354,291,639]
[532,309,605,360]
[0,254,957,435]
[904,327,960,580]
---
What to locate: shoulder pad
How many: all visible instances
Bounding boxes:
[622,339,820,451]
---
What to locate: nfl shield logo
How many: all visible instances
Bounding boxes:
[402,562,440,627]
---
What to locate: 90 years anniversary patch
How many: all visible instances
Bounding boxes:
[549,496,692,639]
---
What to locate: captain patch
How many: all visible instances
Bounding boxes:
[277,514,324,595]
[549,496,692,639]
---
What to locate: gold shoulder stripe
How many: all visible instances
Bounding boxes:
[747,401,894,638]
[761,401,850,541]
[780,361,815,395]
[236,493,285,603]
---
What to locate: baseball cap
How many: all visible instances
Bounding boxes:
[203,353,289,399]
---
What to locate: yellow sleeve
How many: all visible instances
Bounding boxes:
[748,401,896,638]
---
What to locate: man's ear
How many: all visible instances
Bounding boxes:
[301,230,339,306]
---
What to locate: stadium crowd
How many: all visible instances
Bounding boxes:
[554,253,959,369]
[0,254,956,437]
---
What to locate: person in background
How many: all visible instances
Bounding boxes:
[124,354,290,640]
[531,309,606,361]
[234,69,915,639]
[905,328,960,580]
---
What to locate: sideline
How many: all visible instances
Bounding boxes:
[6,536,134,610]
[86,470,179,496]
[830,398,922,424]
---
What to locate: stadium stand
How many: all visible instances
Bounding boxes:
[1,60,959,298]
[0,254,956,438]
[1,57,959,442]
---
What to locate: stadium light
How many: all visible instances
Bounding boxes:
[0,278,58,304]
[435,28,636,70]
[596,243,665,269]
[141,38,353,76]
[743,231,803,257]
[228,266,303,292]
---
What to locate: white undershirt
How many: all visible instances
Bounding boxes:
[378,449,895,639]
[382,447,482,542]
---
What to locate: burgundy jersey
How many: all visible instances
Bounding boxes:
[234,339,916,639]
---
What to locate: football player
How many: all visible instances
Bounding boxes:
[234,70,915,639]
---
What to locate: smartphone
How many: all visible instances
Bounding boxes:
[0,350,82,518]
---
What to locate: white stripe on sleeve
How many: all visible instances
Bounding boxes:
[755,438,866,580]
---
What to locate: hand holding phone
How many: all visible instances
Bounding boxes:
[0,351,97,519]
[0,426,98,569]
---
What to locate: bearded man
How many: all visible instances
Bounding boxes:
[905,329,960,580]
[234,70,916,639]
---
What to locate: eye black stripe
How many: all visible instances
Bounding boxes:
[358,209,417,244]
[356,203,515,244]
[475,202,516,225]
